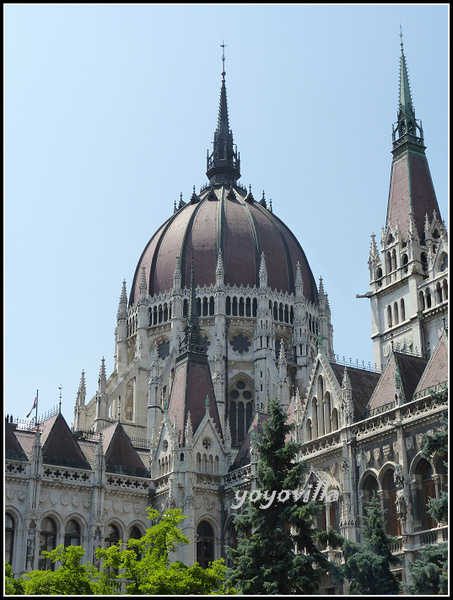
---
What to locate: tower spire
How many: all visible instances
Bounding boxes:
[206,42,241,185]
[392,27,424,154]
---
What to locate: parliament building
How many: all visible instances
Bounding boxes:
[5,37,448,592]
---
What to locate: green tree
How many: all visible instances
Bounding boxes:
[342,495,401,595]
[404,407,448,595]
[21,545,97,595]
[227,397,341,594]
[95,507,235,595]
[6,509,235,595]
[4,562,25,595]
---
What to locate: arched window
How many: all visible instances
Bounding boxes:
[386,252,392,273]
[421,252,428,271]
[252,298,258,317]
[387,305,392,328]
[419,291,425,311]
[420,461,436,530]
[393,302,399,325]
[361,474,379,524]
[196,521,214,568]
[105,524,120,548]
[239,297,245,316]
[312,398,318,439]
[382,469,400,536]
[64,520,81,547]
[400,298,405,321]
[232,297,238,316]
[229,379,254,446]
[402,254,408,272]
[129,526,143,559]
[317,377,325,436]
[39,517,57,570]
[436,282,443,304]
[392,249,397,271]
[5,513,15,566]
[331,407,338,431]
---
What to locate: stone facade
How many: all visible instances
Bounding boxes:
[5,39,447,593]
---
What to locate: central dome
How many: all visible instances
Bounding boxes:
[130,185,318,304]
[129,67,318,306]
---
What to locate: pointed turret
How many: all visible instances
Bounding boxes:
[76,371,86,406]
[180,262,207,355]
[98,357,106,394]
[387,32,441,240]
[206,44,241,185]
[117,280,128,321]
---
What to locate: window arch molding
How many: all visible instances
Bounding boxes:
[358,468,380,494]
[64,518,83,548]
[104,520,124,546]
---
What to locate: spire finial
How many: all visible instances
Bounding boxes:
[399,23,404,51]
[221,40,227,82]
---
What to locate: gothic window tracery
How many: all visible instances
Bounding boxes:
[231,334,250,354]
[229,379,253,445]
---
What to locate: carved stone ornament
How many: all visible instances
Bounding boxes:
[405,436,414,450]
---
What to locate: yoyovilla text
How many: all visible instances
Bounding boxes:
[231,480,339,510]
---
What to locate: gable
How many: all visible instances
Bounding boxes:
[330,363,381,421]
[104,423,149,477]
[414,333,448,394]
[5,419,28,461]
[41,413,91,469]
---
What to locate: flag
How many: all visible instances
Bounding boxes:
[26,393,38,419]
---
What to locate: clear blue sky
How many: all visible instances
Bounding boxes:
[4,4,448,425]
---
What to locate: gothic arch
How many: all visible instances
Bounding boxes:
[377,461,398,484]
[104,519,125,542]
[358,468,380,493]
[63,513,89,543]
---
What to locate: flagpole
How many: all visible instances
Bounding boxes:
[35,389,39,425]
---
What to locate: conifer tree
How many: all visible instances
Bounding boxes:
[342,495,401,595]
[227,397,340,594]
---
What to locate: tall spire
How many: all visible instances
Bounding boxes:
[206,42,241,185]
[392,26,424,155]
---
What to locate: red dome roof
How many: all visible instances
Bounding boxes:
[130,184,318,305]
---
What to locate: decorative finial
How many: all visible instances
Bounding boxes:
[399,23,404,51]
[58,384,63,413]
[221,40,227,82]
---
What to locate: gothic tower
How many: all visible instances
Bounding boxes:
[367,34,448,369]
